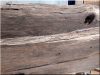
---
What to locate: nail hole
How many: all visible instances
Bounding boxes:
[56,52,61,56]
[90,46,92,48]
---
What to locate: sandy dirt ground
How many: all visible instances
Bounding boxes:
[1,4,99,74]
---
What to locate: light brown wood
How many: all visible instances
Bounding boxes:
[90,68,100,74]
[84,0,100,5]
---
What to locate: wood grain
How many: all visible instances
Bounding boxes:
[1,38,99,74]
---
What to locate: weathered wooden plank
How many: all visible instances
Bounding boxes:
[1,27,99,45]
[11,53,99,74]
[1,4,99,74]
[1,38,99,74]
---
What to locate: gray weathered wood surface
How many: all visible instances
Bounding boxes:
[1,38,99,74]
